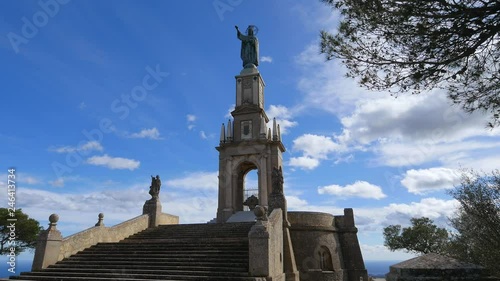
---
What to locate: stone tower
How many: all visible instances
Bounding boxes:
[216,66,285,223]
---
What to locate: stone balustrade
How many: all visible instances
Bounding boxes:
[32,212,178,270]
[248,207,285,281]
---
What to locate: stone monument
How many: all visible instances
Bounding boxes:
[215,25,369,281]
[142,175,162,227]
[236,25,259,69]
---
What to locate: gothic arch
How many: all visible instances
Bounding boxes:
[318,246,334,271]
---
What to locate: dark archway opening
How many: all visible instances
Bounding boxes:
[236,161,259,212]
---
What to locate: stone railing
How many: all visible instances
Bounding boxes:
[32,212,178,270]
[248,207,285,280]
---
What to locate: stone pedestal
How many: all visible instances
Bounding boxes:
[32,214,63,270]
[248,220,271,277]
[142,198,162,228]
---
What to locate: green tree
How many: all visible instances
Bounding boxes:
[319,0,500,127]
[383,217,449,254]
[448,169,500,276]
[1,208,42,254]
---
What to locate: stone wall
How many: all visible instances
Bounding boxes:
[58,213,178,261]
[157,213,179,225]
[335,209,368,281]
[288,212,344,281]
[288,209,368,281]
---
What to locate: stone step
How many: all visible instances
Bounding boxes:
[49,264,248,272]
[9,222,256,281]
[10,274,262,281]
[73,251,248,257]
[52,260,248,267]
[10,275,261,281]
[78,249,248,254]
[41,267,248,275]
[119,238,248,243]
[64,256,248,262]
[17,269,250,278]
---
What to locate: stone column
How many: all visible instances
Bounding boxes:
[32,214,63,270]
[259,153,268,207]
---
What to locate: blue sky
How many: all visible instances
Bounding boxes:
[1,0,499,263]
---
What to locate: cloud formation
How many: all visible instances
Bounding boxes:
[187,114,196,130]
[318,181,386,199]
[49,141,103,154]
[128,127,162,140]
[86,154,140,170]
[289,156,319,170]
[289,134,344,170]
[266,105,298,135]
[401,167,462,194]
[261,56,273,63]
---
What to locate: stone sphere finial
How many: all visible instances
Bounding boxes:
[254,205,268,221]
[95,213,105,226]
[49,213,59,224]
[48,213,59,228]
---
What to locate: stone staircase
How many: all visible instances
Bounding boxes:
[11,222,257,281]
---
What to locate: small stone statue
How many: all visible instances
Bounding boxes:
[272,166,284,194]
[149,175,161,199]
[235,25,259,69]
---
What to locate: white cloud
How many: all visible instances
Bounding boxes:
[286,195,309,209]
[289,156,319,170]
[375,140,500,167]
[318,181,386,199]
[339,91,497,146]
[17,174,40,185]
[49,178,64,187]
[225,104,235,119]
[361,244,417,261]
[78,102,86,110]
[293,134,343,159]
[401,167,462,194]
[293,36,500,172]
[200,131,208,139]
[49,141,103,154]
[289,134,346,170]
[266,105,298,134]
[166,171,218,191]
[187,114,196,130]
[261,56,273,63]
[80,141,103,151]
[129,127,162,140]
[86,154,140,170]
[384,197,459,226]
